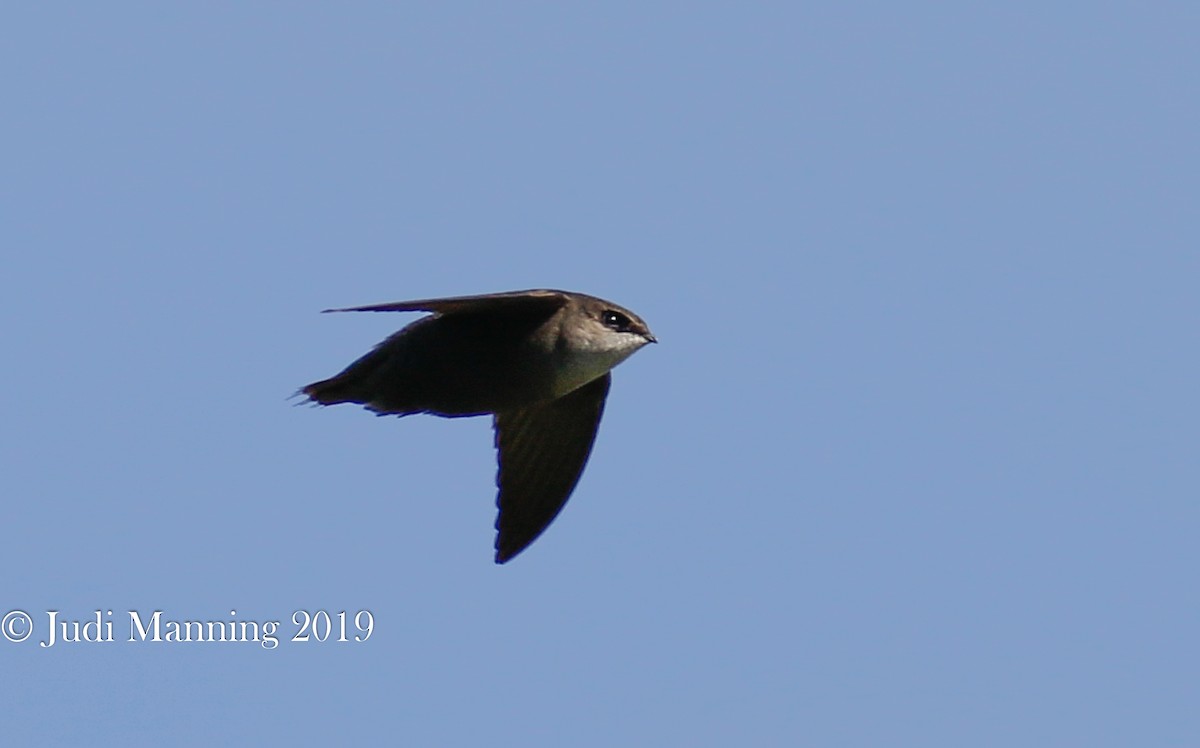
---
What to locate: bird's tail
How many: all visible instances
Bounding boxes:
[301,375,359,405]
[301,341,393,406]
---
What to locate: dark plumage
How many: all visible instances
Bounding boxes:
[302,289,655,563]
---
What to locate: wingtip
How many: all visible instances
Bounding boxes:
[493,543,519,564]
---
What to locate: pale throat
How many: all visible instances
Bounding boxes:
[551,338,641,397]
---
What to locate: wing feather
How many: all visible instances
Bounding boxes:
[323,289,569,316]
[491,373,611,563]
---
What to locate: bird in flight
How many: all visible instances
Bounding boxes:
[301,289,656,563]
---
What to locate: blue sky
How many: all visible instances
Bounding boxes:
[3,3,1197,745]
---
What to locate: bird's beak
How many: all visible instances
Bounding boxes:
[643,332,658,344]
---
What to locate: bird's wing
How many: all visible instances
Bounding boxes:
[322,289,569,316]
[491,373,611,563]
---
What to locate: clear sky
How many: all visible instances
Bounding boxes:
[3,3,1197,745]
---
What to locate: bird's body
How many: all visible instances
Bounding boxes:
[305,308,559,416]
[301,289,655,563]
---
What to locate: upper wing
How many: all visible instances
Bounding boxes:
[491,373,611,563]
[323,289,570,316]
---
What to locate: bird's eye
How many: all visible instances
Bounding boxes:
[601,310,632,332]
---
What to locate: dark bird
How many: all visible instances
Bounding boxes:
[301,289,656,563]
